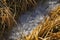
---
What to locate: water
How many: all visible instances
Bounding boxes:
[9,0,59,40]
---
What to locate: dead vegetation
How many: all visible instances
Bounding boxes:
[0,0,40,40]
[1,0,60,40]
[0,7,17,39]
[19,5,60,40]
[6,0,39,19]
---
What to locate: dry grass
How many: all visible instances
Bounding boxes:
[0,7,17,39]
[5,0,39,19]
[19,5,60,40]
[6,0,37,11]
[0,0,40,39]
[0,0,39,20]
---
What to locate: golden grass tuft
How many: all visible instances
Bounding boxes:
[0,7,17,39]
[19,5,60,40]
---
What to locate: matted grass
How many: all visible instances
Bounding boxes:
[0,0,40,39]
[0,7,17,39]
[19,5,60,40]
[6,0,40,19]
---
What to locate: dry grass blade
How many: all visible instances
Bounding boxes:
[5,0,39,19]
[0,0,40,39]
[0,7,17,39]
[20,5,60,40]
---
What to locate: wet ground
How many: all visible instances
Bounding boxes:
[8,0,60,40]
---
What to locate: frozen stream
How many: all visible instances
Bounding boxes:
[9,0,59,40]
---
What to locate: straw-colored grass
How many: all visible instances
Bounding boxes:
[0,7,17,39]
[5,0,39,19]
[0,0,40,39]
[19,5,60,40]
[0,0,39,20]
